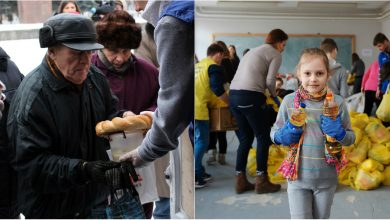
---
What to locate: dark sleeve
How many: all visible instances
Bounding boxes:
[220,58,235,83]
[208,64,225,97]
[351,62,357,74]
[13,96,85,193]
[379,61,390,90]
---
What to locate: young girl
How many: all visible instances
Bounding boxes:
[271,48,355,219]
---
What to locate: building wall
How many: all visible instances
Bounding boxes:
[17,0,52,24]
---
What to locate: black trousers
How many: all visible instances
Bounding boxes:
[364,90,381,116]
[208,131,227,154]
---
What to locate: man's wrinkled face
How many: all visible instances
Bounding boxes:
[49,45,92,85]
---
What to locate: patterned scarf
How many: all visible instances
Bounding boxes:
[278,86,328,181]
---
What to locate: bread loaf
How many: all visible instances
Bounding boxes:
[95,114,153,136]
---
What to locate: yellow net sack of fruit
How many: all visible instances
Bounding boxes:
[368,144,390,165]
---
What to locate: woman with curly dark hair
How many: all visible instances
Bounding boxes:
[92,10,159,219]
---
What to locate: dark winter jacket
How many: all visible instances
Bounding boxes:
[0,47,24,218]
[7,58,120,218]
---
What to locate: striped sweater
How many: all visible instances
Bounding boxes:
[270,92,355,187]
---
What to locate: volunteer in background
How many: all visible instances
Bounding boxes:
[320,38,349,98]
[373,32,390,98]
[229,28,288,194]
[194,43,228,188]
[351,53,365,95]
[206,40,234,166]
[361,60,381,116]
[228,44,240,74]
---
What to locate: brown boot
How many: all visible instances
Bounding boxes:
[255,173,281,194]
[218,153,226,165]
[235,172,255,194]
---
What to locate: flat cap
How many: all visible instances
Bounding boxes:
[39,13,104,51]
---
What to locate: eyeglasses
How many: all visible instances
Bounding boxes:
[0,81,6,101]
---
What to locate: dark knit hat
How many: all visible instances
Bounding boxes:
[39,13,103,51]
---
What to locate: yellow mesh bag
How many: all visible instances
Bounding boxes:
[368,144,390,165]
[365,122,390,144]
[383,166,390,186]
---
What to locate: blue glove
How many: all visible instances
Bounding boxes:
[272,96,281,107]
[320,113,346,142]
[274,121,303,146]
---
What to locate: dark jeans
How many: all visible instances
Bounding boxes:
[89,190,145,219]
[153,197,170,219]
[208,131,227,154]
[364,90,381,116]
[229,90,271,173]
[353,77,363,95]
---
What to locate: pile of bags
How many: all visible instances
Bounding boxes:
[339,111,390,190]
[246,111,390,188]
[247,145,288,183]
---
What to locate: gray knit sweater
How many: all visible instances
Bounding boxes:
[230,44,281,97]
[270,92,355,187]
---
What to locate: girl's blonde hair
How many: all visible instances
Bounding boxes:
[296,48,330,75]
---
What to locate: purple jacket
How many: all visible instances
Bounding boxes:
[92,53,159,114]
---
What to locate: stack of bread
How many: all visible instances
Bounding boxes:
[96,114,152,136]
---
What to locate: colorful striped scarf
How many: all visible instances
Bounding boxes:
[278,86,330,181]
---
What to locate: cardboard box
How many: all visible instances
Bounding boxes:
[209,107,238,132]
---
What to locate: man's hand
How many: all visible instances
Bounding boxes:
[80,160,120,183]
[119,148,149,168]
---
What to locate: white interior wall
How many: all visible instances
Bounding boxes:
[382,16,390,38]
[195,16,382,69]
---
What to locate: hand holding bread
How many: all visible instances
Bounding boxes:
[96,114,153,136]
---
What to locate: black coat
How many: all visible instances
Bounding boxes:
[7,58,120,218]
[220,58,235,84]
[0,47,24,218]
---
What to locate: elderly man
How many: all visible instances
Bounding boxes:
[7,13,139,218]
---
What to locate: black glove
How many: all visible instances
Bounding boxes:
[80,160,120,183]
[105,162,139,191]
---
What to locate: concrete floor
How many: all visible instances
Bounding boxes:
[195,131,390,219]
